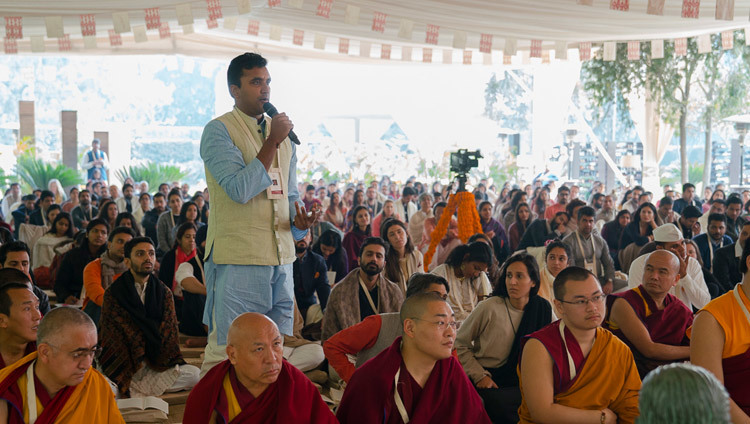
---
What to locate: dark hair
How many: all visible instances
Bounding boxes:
[122,183,134,192]
[620,189,633,207]
[174,222,198,250]
[227,52,268,90]
[358,237,387,258]
[710,199,726,207]
[509,190,527,212]
[382,219,415,283]
[577,206,596,220]
[306,184,315,192]
[492,252,541,298]
[350,205,371,234]
[86,218,109,233]
[478,201,492,211]
[659,196,673,206]
[115,212,142,236]
[740,237,750,274]
[445,242,492,269]
[153,192,166,201]
[0,228,11,245]
[565,199,586,218]
[39,190,54,202]
[45,204,61,221]
[545,240,571,261]
[97,200,117,226]
[682,183,695,192]
[48,212,74,238]
[727,196,743,208]
[178,201,201,225]
[433,201,447,215]
[553,266,598,300]
[79,189,90,196]
[312,230,347,272]
[124,236,154,259]
[633,202,659,227]
[139,192,152,202]
[557,186,570,195]
[707,213,727,226]
[0,274,32,316]
[168,187,182,202]
[553,211,570,222]
[405,273,450,298]
[514,202,532,232]
[69,186,79,195]
[108,226,137,242]
[0,241,30,265]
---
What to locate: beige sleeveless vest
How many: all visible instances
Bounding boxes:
[204,107,295,266]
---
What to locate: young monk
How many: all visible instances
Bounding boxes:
[336,292,491,424]
[518,266,641,424]
[690,237,750,422]
[0,269,40,369]
[605,250,693,378]
[183,312,336,423]
[0,307,124,423]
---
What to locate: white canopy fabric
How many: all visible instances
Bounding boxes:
[0,0,748,60]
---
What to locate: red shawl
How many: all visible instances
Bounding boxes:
[521,320,587,394]
[337,337,491,424]
[183,359,336,424]
[0,342,36,369]
[174,247,197,293]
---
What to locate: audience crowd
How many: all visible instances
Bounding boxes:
[1,172,750,423]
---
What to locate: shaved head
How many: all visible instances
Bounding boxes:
[226,313,284,397]
[647,250,680,274]
[37,306,95,346]
[400,292,456,362]
[400,292,448,327]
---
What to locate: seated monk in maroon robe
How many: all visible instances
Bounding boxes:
[183,313,336,424]
[336,292,491,424]
[518,267,641,424]
[604,250,693,378]
[0,270,40,369]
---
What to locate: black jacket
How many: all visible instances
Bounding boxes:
[53,240,106,301]
[293,250,330,312]
[712,243,741,295]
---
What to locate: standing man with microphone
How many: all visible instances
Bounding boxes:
[199,52,319,374]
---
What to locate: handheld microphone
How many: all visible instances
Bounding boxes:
[263,102,300,145]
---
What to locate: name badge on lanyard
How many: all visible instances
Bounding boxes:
[575,232,597,275]
[267,167,285,200]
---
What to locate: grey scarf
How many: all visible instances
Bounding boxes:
[100,251,129,290]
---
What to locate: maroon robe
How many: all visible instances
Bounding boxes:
[337,337,491,424]
[723,347,750,415]
[0,357,76,424]
[183,359,336,424]
[604,285,693,377]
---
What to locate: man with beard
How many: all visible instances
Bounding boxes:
[694,213,733,274]
[595,194,616,225]
[657,196,679,224]
[321,237,403,341]
[725,196,746,242]
[563,207,617,293]
[293,231,329,324]
[115,183,138,215]
[71,189,98,231]
[517,211,570,251]
[11,194,35,236]
[712,221,750,294]
[142,192,166,245]
[99,237,199,397]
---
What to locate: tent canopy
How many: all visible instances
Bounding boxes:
[1,0,748,59]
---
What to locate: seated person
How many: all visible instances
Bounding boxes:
[183,312,337,424]
[53,219,108,305]
[81,226,135,325]
[71,189,98,231]
[31,211,74,272]
[98,237,199,397]
[562,206,619,294]
[159,222,207,336]
[516,211,570,251]
[283,301,325,373]
[518,267,641,424]
[28,190,55,227]
[604,250,693,378]
[430,241,493,323]
[0,307,124,423]
[321,237,403,341]
[311,229,348,284]
[689,237,750,422]
[0,269,40,369]
[323,273,449,383]
[713,220,750,295]
[538,241,571,303]
[293,231,330,324]
[638,363,731,424]
[456,253,555,423]
[628,224,710,311]
[0,242,50,314]
[693,213,733,273]
[336,292,491,424]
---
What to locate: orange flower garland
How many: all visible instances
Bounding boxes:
[423,191,483,271]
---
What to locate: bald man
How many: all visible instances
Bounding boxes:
[0,307,124,423]
[0,269,40,369]
[336,292,490,424]
[605,250,694,378]
[183,313,336,423]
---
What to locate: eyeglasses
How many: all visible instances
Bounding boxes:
[557,294,606,307]
[412,318,458,331]
[49,345,102,361]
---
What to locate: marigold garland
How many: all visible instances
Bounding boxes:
[423,191,483,271]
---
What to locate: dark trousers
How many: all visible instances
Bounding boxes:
[476,385,522,424]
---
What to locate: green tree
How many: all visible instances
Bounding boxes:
[484,70,533,133]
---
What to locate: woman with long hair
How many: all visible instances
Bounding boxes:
[508,202,533,252]
[431,241,493,322]
[532,187,549,217]
[703,189,726,213]
[620,202,660,250]
[32,211,74,270]
[503,191,528,229]
[538,240,571,303]
[372,199,398,238]
[342,205,371,272]
[115,212,143,236]
[312,229,348,284]
[324,191,347,232]
[345,189,366,231]
[159,222,207,336]
[171,201,205,239]
[456,252,554,424]
[96,200,118,230]
[602,210,631,268]
[479,200,511,265]
[382,218,423,294]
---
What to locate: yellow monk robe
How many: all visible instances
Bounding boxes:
[0,352,124,424]
[688,285,750,415]
[518,322,641,424]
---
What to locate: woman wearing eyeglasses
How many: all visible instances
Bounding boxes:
[456,253,555,424]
